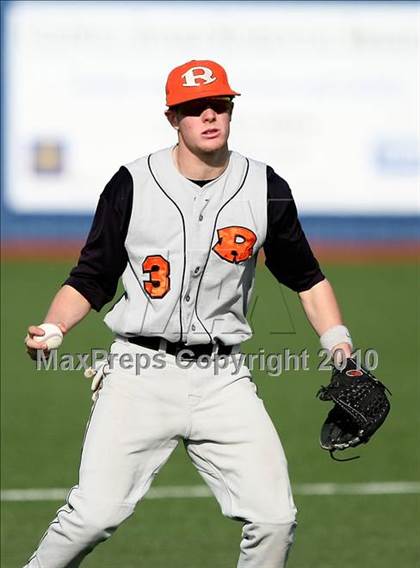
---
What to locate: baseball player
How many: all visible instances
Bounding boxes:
[24,60,353,567]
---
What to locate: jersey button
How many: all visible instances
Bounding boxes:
[185,294,190,302]
[199,214,203,221]
[194,266,200,274]
[191,324,196,331]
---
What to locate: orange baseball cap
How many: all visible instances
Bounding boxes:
[165,59,240,107]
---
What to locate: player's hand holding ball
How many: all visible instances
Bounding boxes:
[25,322,66,360]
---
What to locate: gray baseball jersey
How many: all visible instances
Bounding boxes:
[65,146,324,344]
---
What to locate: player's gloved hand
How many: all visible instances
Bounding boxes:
[25,323,67,361]
[316,357,391,461]
[84,361,109,402]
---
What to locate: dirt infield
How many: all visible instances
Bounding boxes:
[1,239,419,263]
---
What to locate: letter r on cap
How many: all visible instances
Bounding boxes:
[182,66,216,87]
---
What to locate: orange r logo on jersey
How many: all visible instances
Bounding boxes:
[212,226,257,264]
[142,255,170,298]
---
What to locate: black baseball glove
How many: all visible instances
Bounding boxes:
[316,357,391,461]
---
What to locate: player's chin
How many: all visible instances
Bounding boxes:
[198,137,227,154]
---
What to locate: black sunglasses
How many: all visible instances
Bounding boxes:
[175,98,233,117]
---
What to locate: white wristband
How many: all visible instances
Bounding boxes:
[320,325,353,353]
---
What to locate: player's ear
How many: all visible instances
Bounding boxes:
[165,108,179,130]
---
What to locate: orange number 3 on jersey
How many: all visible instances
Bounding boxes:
[142,255,170,298]
[213,226,257,263]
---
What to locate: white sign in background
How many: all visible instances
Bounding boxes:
[4,1,420,214]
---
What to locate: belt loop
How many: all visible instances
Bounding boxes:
[158,338,167,354]
[231,344,240,355]
[214,339,225,359]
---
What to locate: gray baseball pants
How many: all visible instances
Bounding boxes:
[24,338,297,567]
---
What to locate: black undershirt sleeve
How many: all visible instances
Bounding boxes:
[64,166,133,311]
[263,166,325,292]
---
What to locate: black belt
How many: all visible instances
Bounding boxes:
[127,335,233,360]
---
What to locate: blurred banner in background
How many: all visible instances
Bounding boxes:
[1,0,419,244]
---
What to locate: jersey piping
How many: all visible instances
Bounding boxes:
[147,153,187,342]
[193,158,250,342]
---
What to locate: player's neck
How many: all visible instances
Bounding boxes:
[173,143,230,181]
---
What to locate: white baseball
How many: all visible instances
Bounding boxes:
[34,323,63,350]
